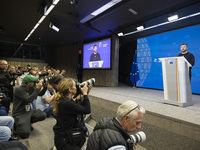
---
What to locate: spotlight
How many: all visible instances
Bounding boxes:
[168,14,179,22]
[136,25,144,31]
[70,0,75,4]
[49,22,60,32]
[118,32,124,36]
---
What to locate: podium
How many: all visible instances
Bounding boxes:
[88,61,104,68]
[159,56,193,107]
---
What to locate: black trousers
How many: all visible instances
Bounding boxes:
[54,135,82,150]
[13,109,46,139]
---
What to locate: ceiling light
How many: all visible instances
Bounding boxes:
[53,0,60,5]
[44,5,55,16]
[33,23,40,30]
[80,0,122,23]
[70,0,75,4]
[118,32,123,36]
[168,14,179,21]
[38,16,46,24]
[128,8,138,15]
[49,22,60,32]
[136,26,144,30]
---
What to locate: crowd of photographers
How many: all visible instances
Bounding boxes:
[0,59,146,150]
[0,59,66,149]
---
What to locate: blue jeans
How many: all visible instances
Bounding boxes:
[0,106,7,116]
[44,106,56,119]
[0,116,14,141]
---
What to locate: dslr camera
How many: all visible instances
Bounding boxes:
[38,72,50,85]
[10,72,22,76]
[75,78,95,96]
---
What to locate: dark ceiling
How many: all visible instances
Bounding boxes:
[0,0,200,50]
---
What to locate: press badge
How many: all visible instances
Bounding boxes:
[25,105,31,112]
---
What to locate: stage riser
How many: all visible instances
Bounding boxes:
[89,96,200,150]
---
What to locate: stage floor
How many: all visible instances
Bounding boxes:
[89,84,200,126]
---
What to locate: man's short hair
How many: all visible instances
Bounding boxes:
[49,75,64,85]
[116,101,145,121]
[181,43,188,47]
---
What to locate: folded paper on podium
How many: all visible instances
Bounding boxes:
[159,56,193,107]
[89,61,104,68]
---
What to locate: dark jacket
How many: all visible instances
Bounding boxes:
[12,83,40,117]
[53,95,91,137]
[86,117,133,150]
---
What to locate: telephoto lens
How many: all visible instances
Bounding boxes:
[130,131,146,144]
[79,78,95,88]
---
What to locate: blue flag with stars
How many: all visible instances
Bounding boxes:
[130,53,139,84]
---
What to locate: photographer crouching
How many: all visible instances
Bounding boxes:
[53,78,92,150]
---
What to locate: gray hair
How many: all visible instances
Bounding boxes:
[116,101,145,121]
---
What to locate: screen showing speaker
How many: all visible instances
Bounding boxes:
[136,24,200,94]
[83,38,111,69]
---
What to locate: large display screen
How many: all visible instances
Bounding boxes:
[136,24,200,94]
[83,38,111,69]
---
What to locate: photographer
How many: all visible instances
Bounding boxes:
[36,82,56,118]
[12,75,46,139]
[0,60,17,102]
[48,75,64,91]
[53,78,91,150]
[86,101,145,150]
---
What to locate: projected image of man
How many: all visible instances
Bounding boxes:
[177,43,195,81]
[90,45,101,61]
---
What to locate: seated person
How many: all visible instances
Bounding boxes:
[36,83,56,118]
[0,116,14,141]
[0,93,11,116]
[12,75,46,139]
[0,116,18,141]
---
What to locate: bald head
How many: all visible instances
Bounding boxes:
[0,60,9,71]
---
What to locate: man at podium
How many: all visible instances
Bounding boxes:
[177,43,195,81]
[90,45,101,61]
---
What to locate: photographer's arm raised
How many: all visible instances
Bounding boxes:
[43,93,55,104]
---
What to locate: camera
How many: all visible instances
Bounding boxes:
[130,131,146,144]
[38,72,50,84]
[39,72,49,78]
[74,78,95,97]
[77,78,95,88]
[10,72,22,76]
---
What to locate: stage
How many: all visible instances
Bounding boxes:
[89,83,200,125]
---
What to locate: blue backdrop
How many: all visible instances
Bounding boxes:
[136,24,200,94]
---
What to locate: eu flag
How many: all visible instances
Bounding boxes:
[130,53,139,85]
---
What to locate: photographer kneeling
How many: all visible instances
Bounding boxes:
[53,78,91,150]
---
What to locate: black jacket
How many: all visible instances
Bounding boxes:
[53,95,91,137]
[87,117,133,150]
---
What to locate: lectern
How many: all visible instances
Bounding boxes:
[159,56,193,107]
[88,61,104,68]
